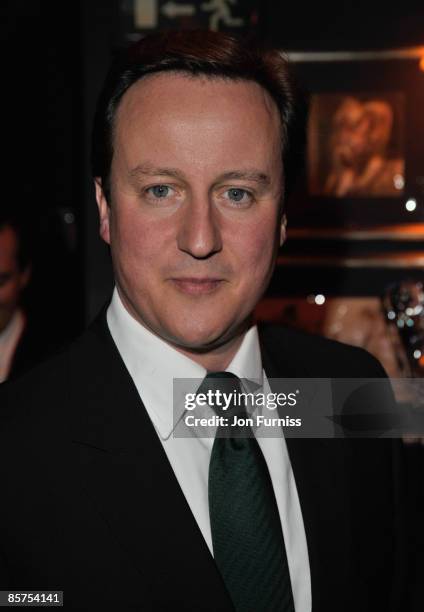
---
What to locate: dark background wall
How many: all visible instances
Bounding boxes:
[1,0,423,332]
[0,0,83,340]
[262,0,424,50]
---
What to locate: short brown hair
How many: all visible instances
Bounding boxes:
[92,30,303,203]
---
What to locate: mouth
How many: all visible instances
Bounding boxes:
[170,277,224,296]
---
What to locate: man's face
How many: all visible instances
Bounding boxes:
[96,73,285,353]
[332,99,374,168]
[0,226,29,332]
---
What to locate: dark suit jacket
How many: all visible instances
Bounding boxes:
[0,311,406,611]
[7,315,62,381]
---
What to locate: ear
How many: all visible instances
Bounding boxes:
[279,213,287,247]
[94,178,111,245]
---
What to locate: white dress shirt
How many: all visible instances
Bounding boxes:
[0,309,25,383]
[107,287,312,611]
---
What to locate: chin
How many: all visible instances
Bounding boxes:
[165,320,234,352]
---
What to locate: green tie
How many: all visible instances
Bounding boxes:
[200,372,295,612]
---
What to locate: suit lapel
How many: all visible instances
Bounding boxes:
[69,313,234,610]
[259,326,355,611]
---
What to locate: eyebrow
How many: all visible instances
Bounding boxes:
[128,164,271,187]
[129,164,184,182]
[215,170,271,187]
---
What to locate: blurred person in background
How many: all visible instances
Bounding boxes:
[0,212,32,382]
[0,210,60,382]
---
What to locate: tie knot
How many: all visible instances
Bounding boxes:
[197,371,248,420]
[198,371,242,396]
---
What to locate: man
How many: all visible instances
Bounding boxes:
[0,31,405,611]
[0,214,32,382]
[0,212,62,382]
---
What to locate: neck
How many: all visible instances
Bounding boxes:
[0,308,19,335]
[173,332,246,372]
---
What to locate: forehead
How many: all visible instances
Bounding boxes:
[112,72,282,172]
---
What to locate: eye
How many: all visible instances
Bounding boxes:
[146,184,172,198]
[224,188,252,204]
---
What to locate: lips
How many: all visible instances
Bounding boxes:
[170,277,224,296]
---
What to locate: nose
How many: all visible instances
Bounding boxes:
[177,196,222,259]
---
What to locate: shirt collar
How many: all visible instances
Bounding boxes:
[107,287,263,440]
[0,308,24,346]
[225,322,263,391]
[0,309,25,383]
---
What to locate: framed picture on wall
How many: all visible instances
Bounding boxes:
[286,50,424,232]
[278,49,424,275]
[307,91,405,199]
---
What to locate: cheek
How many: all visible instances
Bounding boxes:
[231,217,279,283]
[110,209,170,280]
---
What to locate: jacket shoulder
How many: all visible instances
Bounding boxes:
[258,322,387,378]
[0,323,102,425]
